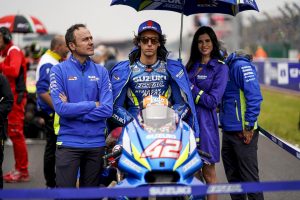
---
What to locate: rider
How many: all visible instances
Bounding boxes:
[109,20,199,139]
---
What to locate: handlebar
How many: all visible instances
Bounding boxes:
[102,146,123,167]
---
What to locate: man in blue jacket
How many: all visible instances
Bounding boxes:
[50,24,113,187]
[220,50,264,200]
[109,20,199,139]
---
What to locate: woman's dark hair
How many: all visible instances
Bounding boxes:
[129,33,168,65]
[186,26,222,72]
[65,24,86,52]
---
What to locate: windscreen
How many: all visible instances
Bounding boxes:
[141,105,177,134]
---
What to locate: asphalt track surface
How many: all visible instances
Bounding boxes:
[3,133,300,200]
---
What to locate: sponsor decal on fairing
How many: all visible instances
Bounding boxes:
[182,156,200,172]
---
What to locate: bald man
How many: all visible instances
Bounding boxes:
[35,35,69,188]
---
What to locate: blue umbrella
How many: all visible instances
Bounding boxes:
[111,0,259,60]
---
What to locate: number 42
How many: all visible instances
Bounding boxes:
[141,139,182,159]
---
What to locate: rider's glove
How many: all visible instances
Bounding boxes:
[173,103,190,120]
[113,145,122,153]
[111,107,134,127]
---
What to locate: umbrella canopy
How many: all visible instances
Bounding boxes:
[111,0,258,16]
[0,14,47,34]
[111,0,259,60]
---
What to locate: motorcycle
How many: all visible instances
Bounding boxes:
[103,95,209,199]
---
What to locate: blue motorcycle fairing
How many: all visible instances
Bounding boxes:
[117,118,203,187]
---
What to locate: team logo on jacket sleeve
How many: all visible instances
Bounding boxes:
[50,73,58,91]
[108,81,112,92]
[241,66,255,82]
[176,69,184,78]
[113,75,120,80]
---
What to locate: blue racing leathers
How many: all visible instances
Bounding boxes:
[50,56,113,148]
[219,53,263,131]
[110,59,200,139]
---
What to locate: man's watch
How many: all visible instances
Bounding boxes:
[245,125,254,131]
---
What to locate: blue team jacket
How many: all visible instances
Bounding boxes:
[110,59,200,139]
[50,56,113,148]
[36,50,60,116]
[219,53,263,131]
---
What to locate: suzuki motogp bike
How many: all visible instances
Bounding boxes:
[103,96,209,199]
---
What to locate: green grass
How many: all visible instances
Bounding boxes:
[259,87,300,146]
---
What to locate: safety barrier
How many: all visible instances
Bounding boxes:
[1,127,299,199]
[0,180,300,199]
[259,126,300,160]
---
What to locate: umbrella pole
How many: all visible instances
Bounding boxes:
[178,12,183,62]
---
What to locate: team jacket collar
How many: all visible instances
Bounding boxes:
[135,60,161,69]
[225,53,251,66]
[69,55,91,71]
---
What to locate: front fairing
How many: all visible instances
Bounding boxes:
[117,117,203,187]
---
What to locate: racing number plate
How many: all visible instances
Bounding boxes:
[141,139,182,159]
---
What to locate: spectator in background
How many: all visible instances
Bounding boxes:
[23,42,48,139]
[91,44,108,65]
[254,45,267,60]
[24,42,47,70]
[30,42,47,62]
[50,24,113,187]
[185,26,228,200]
[91,44,118,72]
[0,27,30,183]
[193,14,211,28]
[23,45,33,70]
[104,46,118,72]
[36,35,69,188]
[0,74,14,188]
[220,50,264,200]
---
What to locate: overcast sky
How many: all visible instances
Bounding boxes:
[0,0,297,42]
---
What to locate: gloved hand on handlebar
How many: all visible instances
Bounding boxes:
[106,127,123,148]
[111,106,134,127]
[173,103,190,120]
[112,144,122,153]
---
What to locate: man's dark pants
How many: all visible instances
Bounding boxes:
[56,146,105,187]
[42,113,57,188]
[222,130,264,200]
